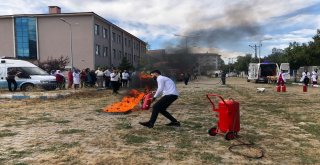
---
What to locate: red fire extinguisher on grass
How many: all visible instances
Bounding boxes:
[206,94,240,140]
[303,85,308,92]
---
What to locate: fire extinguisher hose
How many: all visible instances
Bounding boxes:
[228,138,265,159]
[228,99,264,159]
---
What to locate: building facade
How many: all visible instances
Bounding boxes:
[0,6,147,70]
[196,53,221,69]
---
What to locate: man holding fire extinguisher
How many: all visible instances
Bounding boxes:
[139,70,180,128]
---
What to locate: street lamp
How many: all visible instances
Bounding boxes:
[228,57,235,74]
[258,37,272,63]
[59,18,73,69]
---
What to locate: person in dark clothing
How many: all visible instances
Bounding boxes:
[6,68,18,92]
[139,70,180,128]
[221,71,226,85]
[303,72,310,86]
[183,73,191,85]
[90,70,97,86]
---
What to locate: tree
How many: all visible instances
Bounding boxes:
[37,56,70,73]
[233,54,252,73]
[118,57,134,71]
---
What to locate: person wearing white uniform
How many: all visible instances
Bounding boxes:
[311,69,318,85]
[73,69,80,89]
[139,70,180,128]
[110,69,121,94]
[121,70,130,87]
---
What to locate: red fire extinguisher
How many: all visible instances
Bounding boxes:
[281,85,286,92]
[206,94,240,140]
[141,92,154,110]
[303,85,307,92]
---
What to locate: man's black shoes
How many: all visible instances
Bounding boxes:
[139,122,153,128]
[166,121,181,127]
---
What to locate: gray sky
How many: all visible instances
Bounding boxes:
[1,0,319,60]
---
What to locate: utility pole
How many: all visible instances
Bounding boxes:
[249,44,260,63]
[259,38,272,63]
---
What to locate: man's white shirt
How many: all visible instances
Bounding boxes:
[154,75,179,98]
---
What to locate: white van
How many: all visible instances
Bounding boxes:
[0,58,56,91]
[247,62,290,83]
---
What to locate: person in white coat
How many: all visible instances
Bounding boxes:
[311,69,318,85]
[300,70,310,83]
[73,69,81,89]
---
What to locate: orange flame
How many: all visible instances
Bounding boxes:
[103,89,145,113]
[140,72,153,79]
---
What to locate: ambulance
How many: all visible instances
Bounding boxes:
[247,62,290,83]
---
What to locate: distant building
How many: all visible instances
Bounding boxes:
[147,49,166,56]
[272,48,284,54]
[194,53,222,75]
[0,6,147,70]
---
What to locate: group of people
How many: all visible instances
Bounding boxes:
[299,69,318,86]
[52,68,132,92]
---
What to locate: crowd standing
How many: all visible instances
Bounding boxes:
[50,67,133,92]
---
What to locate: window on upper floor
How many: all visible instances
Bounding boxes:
[118,35,121,44]
[94,24,100,35]
[112,32,116,42]
[103,28,108,39]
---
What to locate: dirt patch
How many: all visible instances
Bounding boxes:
[0,77,320,164]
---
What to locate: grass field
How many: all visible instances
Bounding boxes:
[0,77,319,164]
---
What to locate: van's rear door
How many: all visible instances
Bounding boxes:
[280,63,290,79]
[0,65,7,88]
[248,63,258,80]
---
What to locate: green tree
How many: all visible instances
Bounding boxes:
[234,54,252,73]
[118,57,133,71]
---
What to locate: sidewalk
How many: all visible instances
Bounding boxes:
[0,90,73,99]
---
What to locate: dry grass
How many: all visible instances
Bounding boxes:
[0,77,320,164]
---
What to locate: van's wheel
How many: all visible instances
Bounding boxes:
[21,84,34,91]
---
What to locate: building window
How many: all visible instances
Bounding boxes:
[14,17,37,59]
[103,28,108,39]
[94,24,100,35]
[112,32,116,42]
[113,49,116,58]
[119,50,122,59]
[128,39,131,47]
[103,47,108,57]
[125,38,127,46]
[118,35,121,44]
[95,44,100,55]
